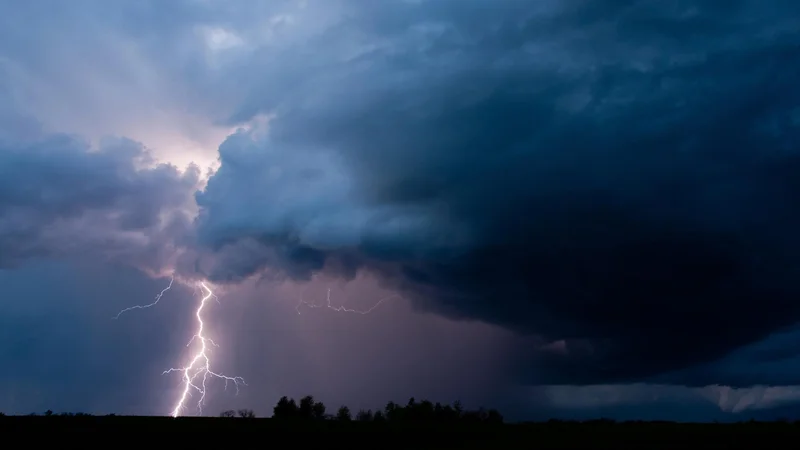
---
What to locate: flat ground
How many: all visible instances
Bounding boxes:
[1,416,799,448]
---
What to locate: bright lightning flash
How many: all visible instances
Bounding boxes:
[296,288,398,315]
[117,277,393,417]
[115,278,244,418]
[164,282,245,418]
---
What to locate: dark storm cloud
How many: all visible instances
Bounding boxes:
[0,132,200,272]
[653,327,800,387]
[194,0,800,386]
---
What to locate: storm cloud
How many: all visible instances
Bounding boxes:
[2,0,800,418]
[0,131,199,273]
[193,0,800,385]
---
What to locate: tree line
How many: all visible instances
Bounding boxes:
[218,395,504,424]
[1,396,504,424]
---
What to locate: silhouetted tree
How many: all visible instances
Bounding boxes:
[252,394,508,427]
[486,409,504,424]
[356,409,373,422]
[418,400,435,421]
[444,404,459,421]
[238,409,256,418]
[433,403,456,422]
[273,396,299,419]
[385,401,401,421]
[336,405,352,421]
[219,410,236,418]
[44,410,53,416]
[453,400,463,417]
[299,395,316,419]
[312,400,326,420]
[461,410,483,424]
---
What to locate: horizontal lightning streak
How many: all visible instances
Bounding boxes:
[296,288,398,315]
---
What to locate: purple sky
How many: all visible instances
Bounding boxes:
[1,0,800,421]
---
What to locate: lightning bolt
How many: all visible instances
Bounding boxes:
[296,288,397,315]
[113,275,174,319]
[117,276,393,417]
[115,277,244,417]
[163,282,245,418]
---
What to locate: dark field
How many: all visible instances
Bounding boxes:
[1,416,799,448]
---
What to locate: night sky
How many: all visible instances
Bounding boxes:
[1,0,800,421]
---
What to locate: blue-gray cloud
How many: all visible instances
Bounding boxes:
[3,0,800,418]
[0,131,199,272]
[192,0,800,386]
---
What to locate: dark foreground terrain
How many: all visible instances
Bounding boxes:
[1,415,799,448]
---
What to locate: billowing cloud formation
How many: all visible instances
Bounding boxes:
[194,0,800,385]
[2,0,799,397]
[0,132,199,272]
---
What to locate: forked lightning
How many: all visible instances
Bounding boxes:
[163,282,245,418]
[115,277,244,417]
[116,277,394,417]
